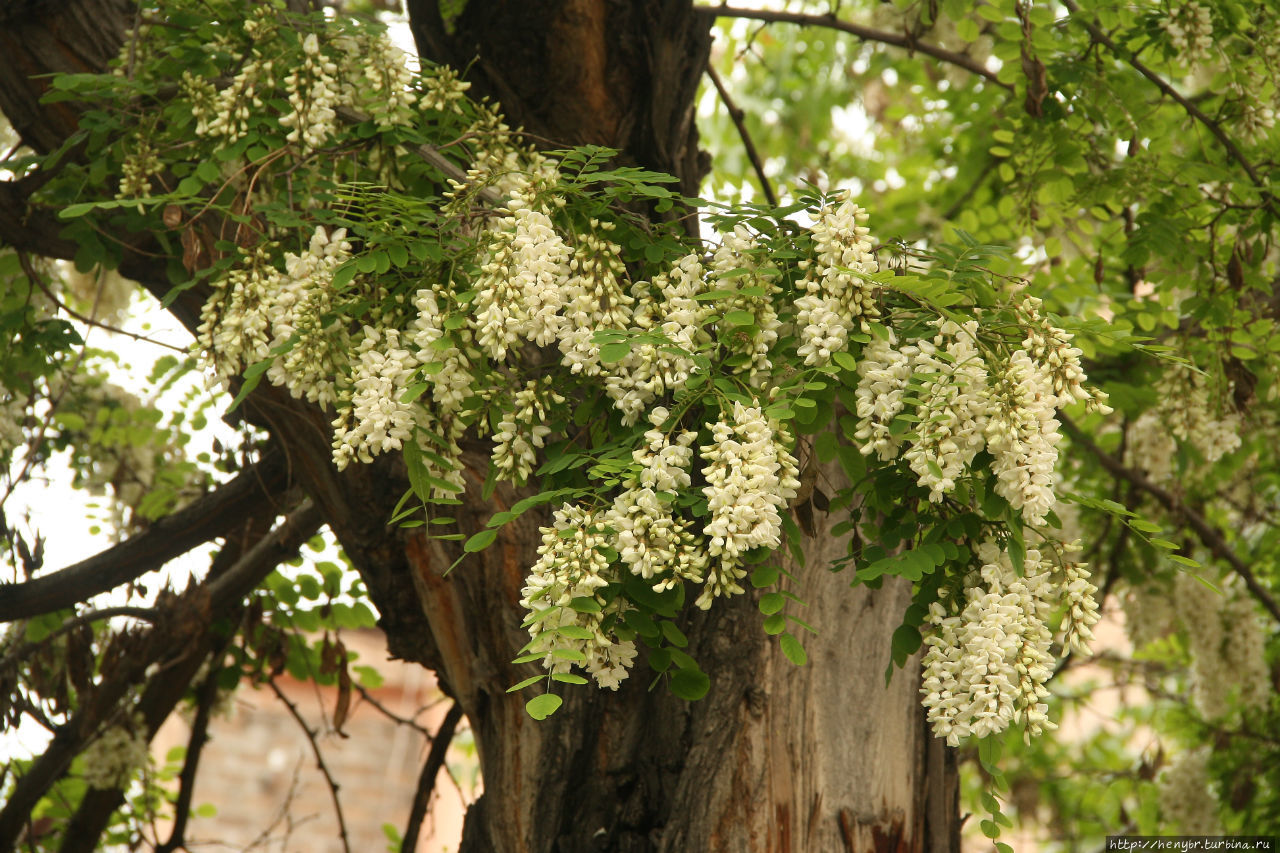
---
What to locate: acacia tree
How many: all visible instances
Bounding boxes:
[0,1,1277,851]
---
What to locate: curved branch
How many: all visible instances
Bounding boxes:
[0,498,321,852]
[0,447,289,622]
[694,4,1015,93]
[1059,0,1274,212]
[402,702,464,853]
[705,63,777,207]
[1060,414,1280,625]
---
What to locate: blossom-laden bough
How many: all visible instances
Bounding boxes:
[12,1,1114,745]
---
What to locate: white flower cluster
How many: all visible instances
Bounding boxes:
[1163,2,1214,64]
[82,714,150,790]
[1059,552,1101,657]
[902,320,989,501]
[193,15,418,148]
[116,136,162,208]
[331,327,420,470]
[921,541,1057,746]
[418,64,471,115]
[519,505,636,690]
[557,223,634,377]
[604,254,712,424]
[492,380,563,484]
[712,225,782,385]
[411,288,475,418]
[1125,368,1241,483]
[518,400,799,686]
[1120,579,1177,651]
[198,227,353,409]
[794,192,879,366]
[279,33,340,149]
[852,318,1078,526]
[1016,296,1109,411]
[985,350,1062,527]
[1158,747,1220,834]
[195,248,278,382]
[264,227,352,407]
[853,331,914,461]
[473,193,571,360]
[605,408,707,589]
[699,401,801,609]
[1173,573,1271,719]
[336,31,417,129]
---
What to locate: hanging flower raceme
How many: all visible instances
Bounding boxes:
[794,191,879,367]
[472,192,572,360]
[984,350,1062,527]
[519,504,637,690]
[699,400,801,609]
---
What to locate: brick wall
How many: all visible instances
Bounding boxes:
[153,629,473,852]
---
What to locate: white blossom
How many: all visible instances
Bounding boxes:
[853,331,915,461]
[1158,747,1220,834]
[331,326,421,470]
[920,541,1056,746]
[472,195,571,360]
[699,401,800,609]
[985,350,1062,527]
[82,714,150,790]
[902,319,989,502]
[519,504,636,690]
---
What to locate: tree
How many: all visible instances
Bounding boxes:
[0,1,1277,851]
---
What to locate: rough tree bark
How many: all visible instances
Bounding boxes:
[0,1,959,850]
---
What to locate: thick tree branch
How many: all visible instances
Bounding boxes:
[694,4,1015,92]
[1060,414,1280,625]
[401,701,464,853]
[0,448,290,622]
[0,500,320,852]
[704,63,777,207]
[1059,0,1274,213]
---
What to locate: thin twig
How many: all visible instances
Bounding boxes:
[941,158,997,221]
[268,678,352,853]
[401,702,464,853]
[1059,0,1275,214]
[695,5,1015,92]
[355,683,431,737]
[21,255,187,352]
[1059,414,1280,625]
[705,64,777,207]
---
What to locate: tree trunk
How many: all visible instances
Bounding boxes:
[0,1,960,850]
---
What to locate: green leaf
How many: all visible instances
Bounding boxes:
[551,672,589,685]
[670,667,710,700]
[758,592,785,615]
[660,621,689,648]
[464,529,498,553]
[600,341,631,363]
[724,310,755,326]
[526,693,563,720]
[506,675,544,693]
[779,632,807,666]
